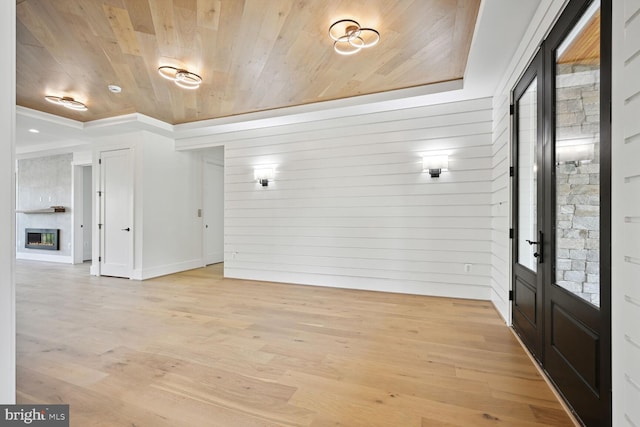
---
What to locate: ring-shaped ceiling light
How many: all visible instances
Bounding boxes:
[44,95,88,111]
[158,66,202,90]
[329,19,380,55]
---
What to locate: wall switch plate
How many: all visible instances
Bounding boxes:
[197,209,202,217]
[464,264,472,272]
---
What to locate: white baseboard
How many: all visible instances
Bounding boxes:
[223,268,491,301]
[16,252,73,264]
[89,263,99,276]
[137,259,204,280]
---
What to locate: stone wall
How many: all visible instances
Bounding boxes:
[555,65,600,306]
[16,154,73,259]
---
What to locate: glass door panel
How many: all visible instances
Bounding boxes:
[554,0,601,307]
[518,79,538,272]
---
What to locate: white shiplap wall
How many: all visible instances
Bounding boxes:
[220,98,494,299]
[490,93,512,322]
[613,1,640,425]
[488,0,567,323]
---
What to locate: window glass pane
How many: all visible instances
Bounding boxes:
[518,78,538,272]
[555,0,600,307]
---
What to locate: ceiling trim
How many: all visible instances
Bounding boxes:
[16,106,83,130]
[18,79,464,154]
[173,79,465,149]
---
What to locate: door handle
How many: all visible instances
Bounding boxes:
[533,231,543,263]
[526,231,543,263]
[121,227,131,232]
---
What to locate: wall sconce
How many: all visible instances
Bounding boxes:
[423,155,449,178]
[556,143,595,166]
[254,168,274,187]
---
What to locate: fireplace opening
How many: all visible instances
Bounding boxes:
[25,228,60,251]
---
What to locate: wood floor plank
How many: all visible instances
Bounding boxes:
[16,260,574,426]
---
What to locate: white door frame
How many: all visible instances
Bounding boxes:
[202,156,224,266]
[71,158,91,265]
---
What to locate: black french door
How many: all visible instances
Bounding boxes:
[511,0,611,426]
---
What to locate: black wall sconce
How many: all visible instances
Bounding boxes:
[254,168,274,187]
[423,155,449,178]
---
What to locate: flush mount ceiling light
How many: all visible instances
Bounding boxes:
[158,66,202,90]
[44,96,88,111]
[329,19,380,55]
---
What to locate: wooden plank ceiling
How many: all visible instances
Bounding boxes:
[16,0,480,125]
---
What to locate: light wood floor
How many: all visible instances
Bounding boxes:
[15,261,574,427]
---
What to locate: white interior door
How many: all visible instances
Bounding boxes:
[100,149,133,278]
[203,160,223,265]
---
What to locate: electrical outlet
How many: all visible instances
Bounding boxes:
[464,264,472,273]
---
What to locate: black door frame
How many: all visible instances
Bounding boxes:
[511,0,612,425]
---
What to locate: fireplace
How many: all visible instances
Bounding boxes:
[25,228,59,250]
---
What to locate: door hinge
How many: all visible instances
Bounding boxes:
[509,104,515,115]
[509,166,514,177]
[509,290,514,301]
[509,228,514,239]
[99,256,102,262]
[97,190,102,197]
[98,223,102,230]
[99,158,102,165]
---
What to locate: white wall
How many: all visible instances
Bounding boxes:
[91,131,204,280]
[138,131,203,279]
[490,0,568,322]
[218,98,494,299]
[490,93,512,322]
[612,1,640,425]
[0,0,15,404]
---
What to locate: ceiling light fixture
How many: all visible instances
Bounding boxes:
[28,129,39,134]
[158,66,202,90]
[329,19,380,55]
[108,84,122,93]
[44,96,88,111]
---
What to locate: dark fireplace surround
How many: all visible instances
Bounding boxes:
[25,228,60,251]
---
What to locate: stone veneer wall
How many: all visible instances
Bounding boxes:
[555,65,600,306]
[16,154,73,258]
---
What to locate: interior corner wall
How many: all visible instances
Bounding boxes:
[139,131,203,279]
[489,0,568,323]
[490,93,512,322]
[0,0,15,404]
[612,1,640,425]
[220,98,494,299]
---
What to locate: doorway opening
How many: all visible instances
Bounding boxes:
[511,0,611,425]
[201,146,224,266]
[72,164,93,264]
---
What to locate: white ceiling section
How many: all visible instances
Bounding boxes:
[15,0,543,156]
